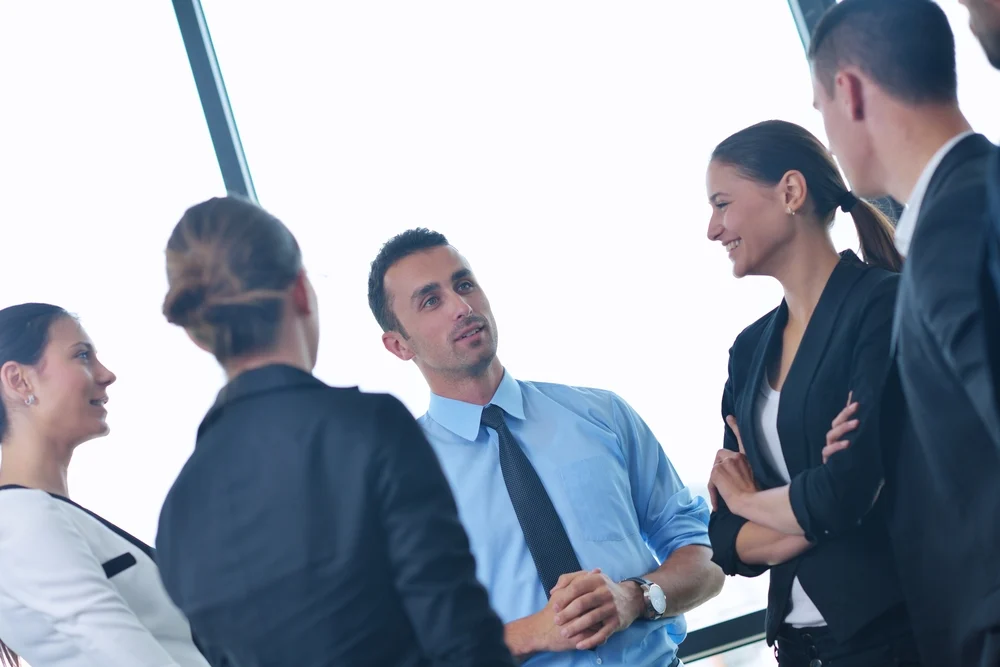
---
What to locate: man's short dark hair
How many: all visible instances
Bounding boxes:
[808,0,957,105]
[368,228,450,334]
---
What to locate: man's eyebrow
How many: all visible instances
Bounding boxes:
[411,270,473,303]
[411,282,440,302]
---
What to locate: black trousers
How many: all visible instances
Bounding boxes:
[775,605,921,667]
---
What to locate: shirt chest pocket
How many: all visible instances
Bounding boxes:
[558,456,640,542]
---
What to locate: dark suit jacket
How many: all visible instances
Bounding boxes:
[987,144,1000,413]
[884,133,1000,667]
[156,365,514,667]
[989,144,1000,293]
[709,251,905,646]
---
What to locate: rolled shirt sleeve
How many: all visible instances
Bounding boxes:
[610,393,712,563]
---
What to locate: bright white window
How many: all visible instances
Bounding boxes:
[0,0,226,543]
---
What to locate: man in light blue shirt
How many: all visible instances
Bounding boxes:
[367,229,724,666]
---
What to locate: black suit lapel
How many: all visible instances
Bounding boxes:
[779,253,867,475]
[738,304,788,489]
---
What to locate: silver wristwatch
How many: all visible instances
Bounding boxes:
[623,577,667,620]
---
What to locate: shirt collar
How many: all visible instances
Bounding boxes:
[894,130,975,257]
[427,369,525,442]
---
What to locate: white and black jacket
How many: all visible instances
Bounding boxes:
[0,485,208,667]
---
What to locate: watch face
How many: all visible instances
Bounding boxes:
[648,584,667,615]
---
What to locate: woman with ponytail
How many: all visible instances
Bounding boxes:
[0,303,208,667]
[703,120,918,666]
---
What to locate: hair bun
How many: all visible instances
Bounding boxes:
[163,196,304,362]
[163,282,209,328]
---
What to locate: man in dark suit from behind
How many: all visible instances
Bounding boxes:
[808,1,1000,665]
[962,0,1000,410]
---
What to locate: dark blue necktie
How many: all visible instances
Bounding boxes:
[480,404,581,596]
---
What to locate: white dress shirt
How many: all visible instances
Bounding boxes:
[0,487,209,667]
[895,130,975,257]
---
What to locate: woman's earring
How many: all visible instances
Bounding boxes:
[786,206,795,215]
[24,394,35,406]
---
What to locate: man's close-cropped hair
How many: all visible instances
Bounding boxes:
[367,228,450,334]
[809,0,958,105]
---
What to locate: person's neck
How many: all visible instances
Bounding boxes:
[877,104,972,203]
[0,432,72,497]
[427,357,506,406]
[224,352,311,381]
[223,338,314,381]
[772,237,841,325]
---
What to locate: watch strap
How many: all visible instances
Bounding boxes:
[624,576,652,588]
[623,577,664,620]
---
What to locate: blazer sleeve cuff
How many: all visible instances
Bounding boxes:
[709,511,769,578]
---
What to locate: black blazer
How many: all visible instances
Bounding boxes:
[987,144,1000,412]
[883,134,1000,667]
[155,365,515,667]
[989,143,1000,296]
[709,251,904,646]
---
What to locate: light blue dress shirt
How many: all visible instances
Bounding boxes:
[419,370,711,666]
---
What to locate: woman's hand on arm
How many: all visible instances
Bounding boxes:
[710,417,802,537]
[708,417,756,512]
[823,392,859,462]
[709,417,813,565]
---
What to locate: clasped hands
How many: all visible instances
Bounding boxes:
[531,568,644,653]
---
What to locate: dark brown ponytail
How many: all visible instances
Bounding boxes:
[849,199,903,272]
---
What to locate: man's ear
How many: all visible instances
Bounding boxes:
[289,271,313,316]
[836,68,866,122]
[382,331,415,362]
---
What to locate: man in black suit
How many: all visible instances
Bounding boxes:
[808,1,1000,665]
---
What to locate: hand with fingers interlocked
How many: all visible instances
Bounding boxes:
[708,415,759,512]
[518,570,605,654]
[549,568,643,651]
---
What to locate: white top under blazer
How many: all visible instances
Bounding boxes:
[0,486,209,667]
